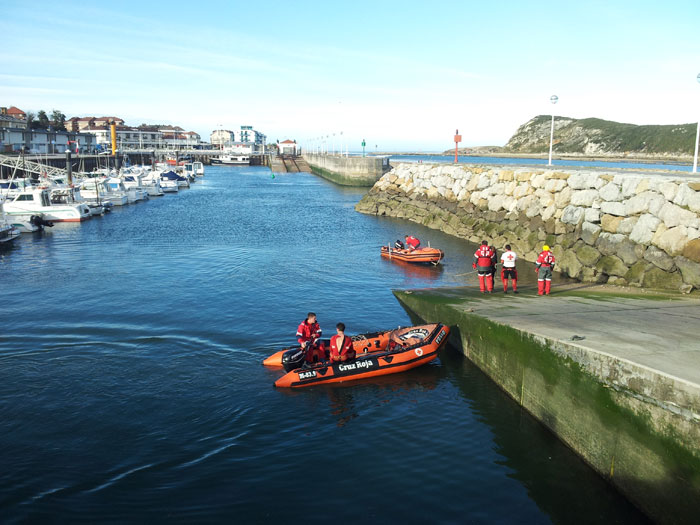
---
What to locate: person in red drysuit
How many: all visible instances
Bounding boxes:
[535,245,556,296]
[472,240,495,293]
[329,322,355,363]
[404,235,421,251]
[297,312,324,363]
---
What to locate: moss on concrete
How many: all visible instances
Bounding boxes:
[393,288,700,523]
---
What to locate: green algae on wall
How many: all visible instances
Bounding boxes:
[393,289,700,524]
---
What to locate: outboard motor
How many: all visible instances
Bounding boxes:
[30,215,54,228]
[281,347,307,372]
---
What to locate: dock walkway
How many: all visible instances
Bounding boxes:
[394,284,700,524]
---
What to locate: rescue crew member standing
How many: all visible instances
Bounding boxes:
[500,244,518,294]
[404,235,421,251]
[297,312,324,363]
[473,241,495,293]
[329,322,355,363]
[535,245,556,296]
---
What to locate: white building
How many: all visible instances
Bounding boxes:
[211,129,234,146]
[0,127,95,154]
[278,139,298,155]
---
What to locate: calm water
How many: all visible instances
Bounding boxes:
[0,166,649,523]
[387,154,695,172]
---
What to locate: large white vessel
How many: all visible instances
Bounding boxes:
[4,188,91,222]
[211,154,249,165]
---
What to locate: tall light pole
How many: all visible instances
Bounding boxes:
[548,94,558,166]
[694,73,700,174]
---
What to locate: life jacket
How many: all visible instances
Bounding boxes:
[537,250,556,267]
[330,334,353,360]
[474,245,494,269]
[405,236,420,249]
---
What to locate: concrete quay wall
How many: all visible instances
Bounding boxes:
[394,288,700,524]
[356,163,700,292]
[303,153,389,186]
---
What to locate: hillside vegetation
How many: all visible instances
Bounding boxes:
[504,115,697,156]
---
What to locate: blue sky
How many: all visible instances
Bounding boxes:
[3,0,700,151]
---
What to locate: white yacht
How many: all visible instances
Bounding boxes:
[4,188,91,222]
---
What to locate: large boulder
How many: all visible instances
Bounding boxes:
[597,232,626,256]
[652,225,689,257]
[644,246,676,271]
[598,182,622,201]
[617,217,638,234]
[581,221,601,245]
[601,214,623,233]
[600,201,626,216]
[682,239,700,263]
[657,202,697,228]
[629,214,661,245]
[595,255,629,277]
[560,205,585,225]
[570,189,599,207]
[558,249,583,279]
[575,244,602,266]
[568,173,596,189]
[642,267,685,291]
[674,256,700,288]
[625,191,665,216]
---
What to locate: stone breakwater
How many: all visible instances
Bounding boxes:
[356,162,700,292]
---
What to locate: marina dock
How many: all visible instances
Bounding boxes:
[394,283,700,524]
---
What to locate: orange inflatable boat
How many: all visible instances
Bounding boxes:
[266,323,450,388]
[381,245,444,265]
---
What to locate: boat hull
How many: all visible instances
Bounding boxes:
[381,246,444,264]
[272,324,449,388]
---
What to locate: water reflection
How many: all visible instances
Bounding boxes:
[380,257,444,280]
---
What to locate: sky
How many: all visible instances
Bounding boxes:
[3,0,700,151]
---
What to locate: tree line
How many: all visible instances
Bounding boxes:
[25,110,67,131]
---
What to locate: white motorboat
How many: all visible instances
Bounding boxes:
[79,178,125,206]
[106,177,145,204]
[160,170,189,189]
[193,161,204,177]
[0,200,21,243]
[4,188,91,222]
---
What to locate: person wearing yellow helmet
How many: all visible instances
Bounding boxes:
[535,245,556,295]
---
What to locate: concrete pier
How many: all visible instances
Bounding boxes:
[394,284,700,524]
[303,153,390,186]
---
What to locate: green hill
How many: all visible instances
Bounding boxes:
[504,116,697,156]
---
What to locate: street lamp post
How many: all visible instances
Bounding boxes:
[548,95,558,166]
[694,73,700,174]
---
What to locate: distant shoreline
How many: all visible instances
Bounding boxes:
[370,151,695,166]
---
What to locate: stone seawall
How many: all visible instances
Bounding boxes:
[303,153,389,186]
[356,163,700,292]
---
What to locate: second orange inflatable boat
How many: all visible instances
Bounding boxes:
[381,245,444,264]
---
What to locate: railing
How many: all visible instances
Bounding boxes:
[0,153,69,178]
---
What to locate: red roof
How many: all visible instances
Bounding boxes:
[280,139,295,144]
[7,106,25,116]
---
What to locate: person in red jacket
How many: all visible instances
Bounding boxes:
[297,312,324,363]
[535,245,556,296]
[404,235,421,251]
[472,240,495,293]
[329,322,355,363]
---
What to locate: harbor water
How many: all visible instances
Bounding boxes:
[0,166,649,523]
